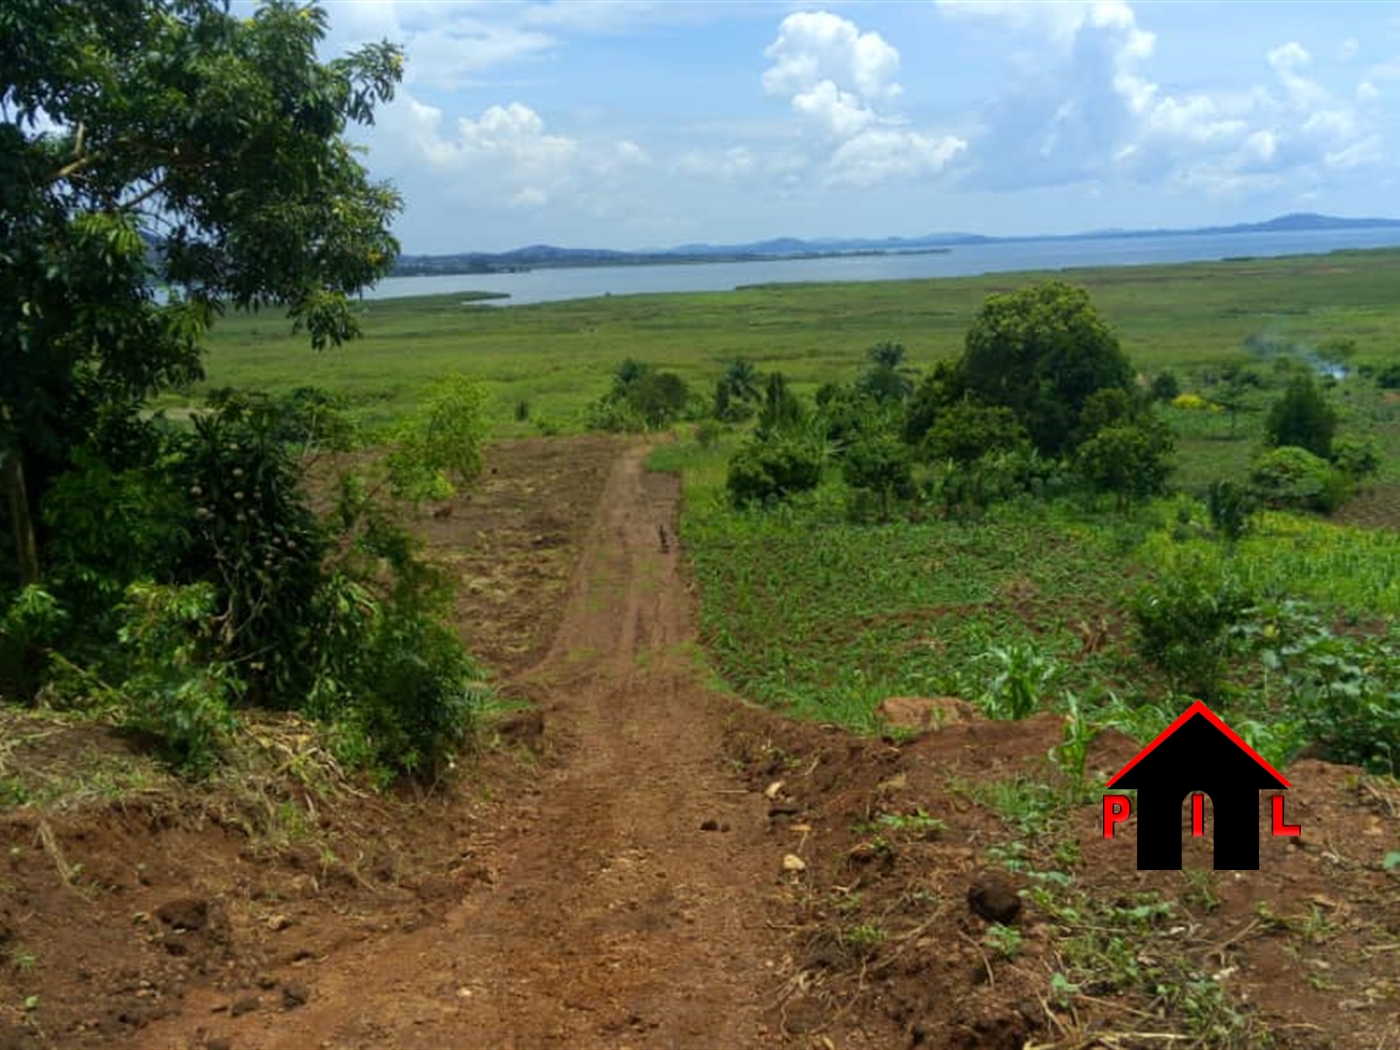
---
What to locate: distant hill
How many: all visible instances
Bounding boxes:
[389,213,1400,277]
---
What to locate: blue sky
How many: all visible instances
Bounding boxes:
[318,1,1400,253]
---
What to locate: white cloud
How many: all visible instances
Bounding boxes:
[759,11,961,187]
[764,12,902,101]
[826,129,967,187]
[376,95,656,214]
[790,80,877,139]
[937,2,1384,195]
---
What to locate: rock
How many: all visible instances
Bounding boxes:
[281,984,310,1010]
[266,914,293,932]
[781,854,807,873]
[763,780,785,800]
[767,802,801,818]
[968,874,1022,925]
[230,996,260,1018]
[699,819,720,832]
[875,696,979,733]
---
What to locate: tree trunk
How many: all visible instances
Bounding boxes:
[3,449,41,586]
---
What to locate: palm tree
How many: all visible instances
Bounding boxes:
[722,357,762,403]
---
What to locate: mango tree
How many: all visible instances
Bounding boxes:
[1,0,403,585]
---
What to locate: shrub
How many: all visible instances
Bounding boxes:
[114,582,240,777]
[1075,419,1175,510]
[756,372,806,437]
[1249,446,1348,513]
[841,433,914,518]
[695,419,724,448]
[386,374,488,500]
[589,361,692,432]
[1170,393,1213,411]
[1330,436,1380,481]
[1130,561,1253,702]
[175,402,328,707]
[1151,371,1181,402]
[1265,374,1337,458]
[1205,480,1257,545]
[1377,363,1400,390]
[726,437,823,506]
[920,402,1029,464]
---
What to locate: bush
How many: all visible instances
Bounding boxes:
[1237,602,1400,775]
[726,437,823,507]
[1075,419,1175,510]
[335,605,486,782]
[113,582,240,777]
[1330,435,1380,481]
[1375,363,1400,390]
[1130,561,1253,702]
[1205,480,1256,544]
[841,433,914,518]
[920,402,1029,464]
[1170,393,1213,411]
[1249,446,1349,513]
[1151,371,1181,402]
[588,361,692,432]
[756,372,806,437]
[695,419,724,448]
[1265,374,1337,458]
[387,374,488,500]
[175,402,328,706]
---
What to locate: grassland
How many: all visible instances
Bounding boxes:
[185,247,1400,443]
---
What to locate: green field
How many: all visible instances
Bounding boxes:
[185,248,1400,447]
[185,245,1400,768]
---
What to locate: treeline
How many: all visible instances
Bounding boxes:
[590,280,1379,525]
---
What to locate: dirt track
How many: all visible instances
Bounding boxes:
[129,443,784,1049]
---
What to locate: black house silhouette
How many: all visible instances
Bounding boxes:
[1107,701,1290,870]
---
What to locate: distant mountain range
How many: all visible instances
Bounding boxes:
[389,213,1400,277]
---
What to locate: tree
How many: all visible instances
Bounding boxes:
[756,371,805,437]
[959,281,1134,456]
[856,341,914,405]
[2,0,403,585]
[920,401,1028,464]
[1265,374,1337,458]
[841,432,914,518]
[1075,419,1175,511]
[713,357,761,422]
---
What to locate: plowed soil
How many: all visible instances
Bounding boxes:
[3,436,1399,1050]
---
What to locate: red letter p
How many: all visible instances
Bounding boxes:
[1103,794,1131,838]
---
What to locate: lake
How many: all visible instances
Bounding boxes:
[364,226,1400,307]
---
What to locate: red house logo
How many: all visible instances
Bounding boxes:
[1103,701,1301,869]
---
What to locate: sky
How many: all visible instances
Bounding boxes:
[311,1,1400,253]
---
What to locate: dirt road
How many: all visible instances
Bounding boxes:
[131,443,784,1049]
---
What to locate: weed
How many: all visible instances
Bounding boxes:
[984,922,1022,960]
[871,809,947,840]
[7,946,38,974]
[844,923,888,958]
[1180,868,1222,912]
[956,776,1064,837]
